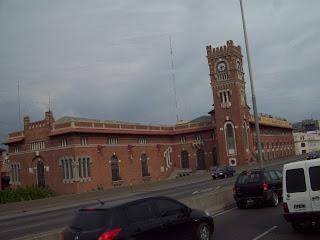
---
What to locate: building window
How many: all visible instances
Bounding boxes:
[60,157,91,182]
[141,154,150,177]
[138,137,147,145]
[61,138,68,147]
[81,136,88,146]
[195,135,202,142]
[181,151,189,169]
[111,155,120,181]
[60,158,74,181]
[225,122,236,155]
[10,163,20,184]
[108,137,118,145]
[301,142,306,148]
[31,141,45,151]
[78,157,91,180]
[14,146,19,153]
[180,136,187,144]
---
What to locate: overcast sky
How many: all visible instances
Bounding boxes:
[1,0,320,146]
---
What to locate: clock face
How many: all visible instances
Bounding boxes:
[217,62,226,72]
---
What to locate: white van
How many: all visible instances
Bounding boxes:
[283,158,320,231]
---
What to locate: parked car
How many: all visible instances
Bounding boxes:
[233,168,283,209]
[306,152,320,160]
[62,196,214,240]
[282,158,320,231]
[211,166,235,179]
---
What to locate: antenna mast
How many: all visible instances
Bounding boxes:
[17,80,22,130]
[48,91,51,112]
[169,34,179,122]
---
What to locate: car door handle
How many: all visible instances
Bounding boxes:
[312,196,320,201]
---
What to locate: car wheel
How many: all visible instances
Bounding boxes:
[236,201,246,209]
[269,192,279,207]
[292,221,310,232]
[196,223,212,240]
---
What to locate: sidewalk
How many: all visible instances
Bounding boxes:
[0,155,303,218]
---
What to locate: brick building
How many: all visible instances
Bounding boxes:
[3,41,295,194]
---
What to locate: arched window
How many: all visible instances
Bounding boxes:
[141,154,150,177]
[37,159,45,187]
[225,122,236,155]
[196,149,206,170]
[111,155,120,181]
[181,151,189,169]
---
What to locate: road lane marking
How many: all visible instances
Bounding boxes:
[215,186,221,190]
[192,191,200,195]
[212,207,237,217]
[252,226,278,240]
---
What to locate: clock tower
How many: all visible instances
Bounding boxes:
[206,40,251,166]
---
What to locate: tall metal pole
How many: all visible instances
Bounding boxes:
[239,0,263,169]
[17,80,22,130]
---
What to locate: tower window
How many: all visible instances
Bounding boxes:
[225,122,236,155]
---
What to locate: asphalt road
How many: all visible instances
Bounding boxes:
[0,157,302,239]
[213,203,320,240]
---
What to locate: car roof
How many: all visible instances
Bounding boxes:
[82,196,179,210]
[284,158,320,169]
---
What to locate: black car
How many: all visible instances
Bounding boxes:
[211,166,235,179]
[63,196,214,240]
[306,151,320,160]
[233,169,283,208]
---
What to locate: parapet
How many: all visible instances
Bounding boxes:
[206,40,242,59]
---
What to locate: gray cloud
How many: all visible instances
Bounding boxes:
[1,0,320,147]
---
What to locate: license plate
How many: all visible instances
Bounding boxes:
[294,204,306,209]
[247,199,254,204]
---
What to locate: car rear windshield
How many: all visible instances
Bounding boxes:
[70,209,110,231]
[237,172,261,184]
[286,168,306,193]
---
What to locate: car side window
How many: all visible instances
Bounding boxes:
[309,166,320,191]
[275,170,283,179]
[155,199,184,217]
[269,171,279,181]
[126,201,155,224]
[263,172,271,182]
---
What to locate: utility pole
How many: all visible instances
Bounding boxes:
[239,0,263,168]
[169,34,179,122]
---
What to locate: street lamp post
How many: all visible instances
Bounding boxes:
[239,0,263,169]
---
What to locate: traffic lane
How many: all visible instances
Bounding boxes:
[0,177,227,239]
[0,159,295,239]
[213,203,320,240]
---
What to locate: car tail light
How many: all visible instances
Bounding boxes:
[233,187,236,193]
[84,208,97,211]
[61,230,64,240]
[98,228,122,240]
[283,202,289,213]
[262,182,269,192]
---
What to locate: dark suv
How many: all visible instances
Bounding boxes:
[63,196,214,240]
[233,169,283,208]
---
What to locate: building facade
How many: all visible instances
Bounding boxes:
[293,119,320,132]
[294,132,320,155]
[3,41,295,194]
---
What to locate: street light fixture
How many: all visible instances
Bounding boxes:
[239,0,263,169]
